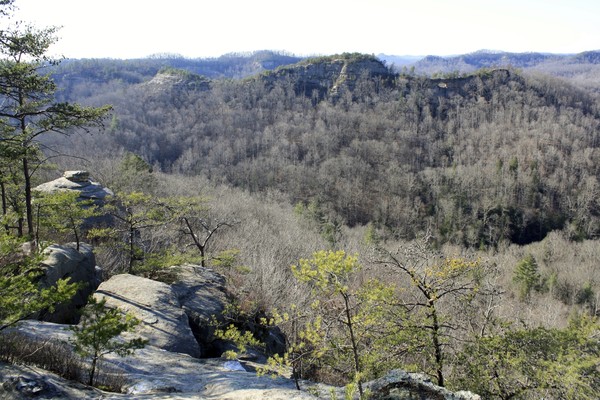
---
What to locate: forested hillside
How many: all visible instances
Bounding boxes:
[4,0,600,395]
[50,50,303,98]
[48,55,600,248]
[408,49,600,92]
[5,36,599,397]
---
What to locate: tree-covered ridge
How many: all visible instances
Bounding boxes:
[299,52,383,65]
[408,50,600,92]
[56,62,600,248]
[49,50,303,100]
[2,1,600,398]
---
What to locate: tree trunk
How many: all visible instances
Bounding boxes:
[343,292,364,398]
[429,302,444,387]
[129,226,135,273]
[22,156,34,240]
[89,354,98,386]
[1,180,8,233]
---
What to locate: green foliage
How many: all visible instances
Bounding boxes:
[292,250,359,294]
[33,190,102,250]
[379,246,484,386]
[0,234,78,330]
[294,201,342,248]
[132,246,198,284]
[0,10,111,238]
[211,248,251,289]
[70,296,146,386]
[513,254,541,301]
[363,223,381,246]
[453,314,600,399]
[111,152,157,194]
[210,303,275,362]
[301,53,380,65]
[289,250,398,397]
[213,323,262,360]
[575,281,596,313]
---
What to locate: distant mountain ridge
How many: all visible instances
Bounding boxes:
[50,49,600,104]
[408,50,600,73]
[378,49,600,92]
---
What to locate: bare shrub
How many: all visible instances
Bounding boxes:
[0,331,80,381]
[0,330,130,392]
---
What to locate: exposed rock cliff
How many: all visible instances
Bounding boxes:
[1,321,480,399]
[95,273,203,358]
[143,70,211,94]
[262,53,394,99]
[34,171,113,203]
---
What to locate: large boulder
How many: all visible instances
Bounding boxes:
[170,264,228,357]
[34,170,114,230]
[38,243,98,324]
[0,321,316,399]
[34,170,113,203]
[170,264,286,359]
[365,369,481,400]
[95,274,201,358]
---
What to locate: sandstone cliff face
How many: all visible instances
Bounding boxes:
[143,71,211,94]
[95,273,203,358]
[262,54,394,99]
[34,171,113,203]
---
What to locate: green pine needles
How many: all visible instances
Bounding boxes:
[70,296,146,386]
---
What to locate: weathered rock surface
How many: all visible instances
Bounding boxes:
[34,170,113,202]
[170,264,286,359]
[366,369,481,400]
[95,274,202,358]
[263,54,394,99]
[1,321,479,400]
[0,321,315,399]
[170,264,228,357]
[2,260,480,399]
[38,243,98,324]
[143,71,211,94]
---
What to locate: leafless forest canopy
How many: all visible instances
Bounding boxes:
[12,50,600,397]
[48,55,600,248]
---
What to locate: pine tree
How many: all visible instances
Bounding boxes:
[0,233,78,331]
[513,254,541,301]
[0,11,111,239]
[70,296,146,386]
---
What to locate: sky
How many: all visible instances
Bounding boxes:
[9,0,600,59]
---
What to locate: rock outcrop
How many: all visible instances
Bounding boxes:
[38,243,98,324]
[1,257,481,399]
[366,369,481,400]
[170,264,228,357]
[34,170,113,203]
[0,321,316,399]
[1,321,479,400]
[262,53,394,99]
[143,70,211,94]
[94,274,202,358]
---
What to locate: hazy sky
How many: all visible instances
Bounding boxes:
[10,0,600,59]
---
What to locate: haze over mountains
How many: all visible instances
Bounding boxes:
[52,48,600,93]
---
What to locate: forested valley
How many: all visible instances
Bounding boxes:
[3,23,600,398]
[49,55,600,248]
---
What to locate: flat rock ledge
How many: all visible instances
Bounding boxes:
[1,321,479,399]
